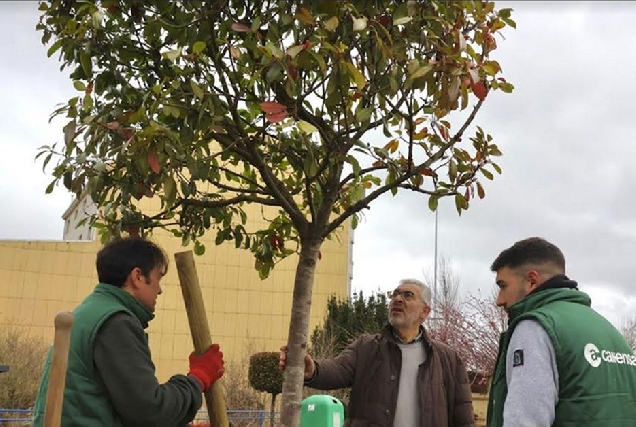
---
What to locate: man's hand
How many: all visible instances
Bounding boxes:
[279,346,315,381]
[188,343,225,392]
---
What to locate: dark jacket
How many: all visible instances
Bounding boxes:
[33,283,202,427]
[308,325,475,427]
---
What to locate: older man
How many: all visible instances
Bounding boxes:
[280,278,475,427]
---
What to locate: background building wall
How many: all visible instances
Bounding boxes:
[0,205,350,382]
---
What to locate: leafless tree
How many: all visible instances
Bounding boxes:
[620,317,636,351]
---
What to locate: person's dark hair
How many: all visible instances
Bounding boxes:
[96,237,168,287]
[491,237,565,272]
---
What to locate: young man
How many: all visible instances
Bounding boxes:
[280,279,475,427]
[33,237,225,426]
[488,237,636,426]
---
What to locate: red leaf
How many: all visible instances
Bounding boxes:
[266,111,288,124]
[287,64,298,80]
[126,225,140,237]
[477,182,485,199]
[472,81,488,100]
[231,22,252,32]
[148,150,161,174]
[419,167,434,176]
[259,101,287,114]
[119,128,134,141]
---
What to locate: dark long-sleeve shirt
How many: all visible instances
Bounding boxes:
[94,312,202,427]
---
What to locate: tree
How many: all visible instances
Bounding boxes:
[311,291,388,354]
[36,1,514,424]
[621,317,636,352]
[425,258,504,380]
[248,352,282,426]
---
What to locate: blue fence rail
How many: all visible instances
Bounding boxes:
[0,408,279,426]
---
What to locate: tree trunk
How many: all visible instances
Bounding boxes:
[279,238,322,426]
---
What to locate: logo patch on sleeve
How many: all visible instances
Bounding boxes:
[513,349,524,367]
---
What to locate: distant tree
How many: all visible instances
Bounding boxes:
[37,1,514,423]
[425,258,504,382]
[311,291,388,355]
[248,352,283,426]
[621,317,636,352]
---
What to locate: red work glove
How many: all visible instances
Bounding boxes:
[188,344,225,392]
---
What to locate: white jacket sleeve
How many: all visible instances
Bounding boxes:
[503,319,559,427]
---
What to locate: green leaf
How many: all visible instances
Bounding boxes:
[344,62,366,90]
[454,193,468,214]
[163,48,182,62]
[324,16,339,31]
[286,45,304,59]
[46,39,63,57]
[297,120,317,133]
[428,195,439,211]
[164,176,177,204]
[73,81,86,91]
[192,41,206,54]
[303,150,318,177]
[80,51,92,76]
[190,80,205,99]
[481,168,494,180]
[45,180,56,194]
[194,241,206,255]
[355,107,373,122]
[393,16,412,25]
[346,155,361,177]
[63,121,76,146]
[410,65,432,80]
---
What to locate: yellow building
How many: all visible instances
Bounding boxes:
[0,196,352,383]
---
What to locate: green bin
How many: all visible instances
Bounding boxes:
[300,395,344,427]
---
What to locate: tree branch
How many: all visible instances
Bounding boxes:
[325,99,484,236]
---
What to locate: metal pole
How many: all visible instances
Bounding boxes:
[433,209,438,304]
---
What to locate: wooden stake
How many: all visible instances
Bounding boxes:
[174,250,229,427]
[44,311,74,427]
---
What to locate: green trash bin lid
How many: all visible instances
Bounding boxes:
[300,395,344,427]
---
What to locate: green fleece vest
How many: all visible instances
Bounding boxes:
[33,283,154,426]
[488,288,636,427]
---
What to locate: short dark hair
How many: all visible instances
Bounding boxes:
[491,237,565,272]
[96,237,168,287]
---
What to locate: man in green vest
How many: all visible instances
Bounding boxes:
[33,237,225,426]
[487,237,636,427]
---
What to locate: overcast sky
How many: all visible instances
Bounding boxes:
[1,2,635,327]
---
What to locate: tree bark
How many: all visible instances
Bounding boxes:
[279,238,322,426]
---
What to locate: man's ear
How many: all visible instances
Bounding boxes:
[420,304,432,321]
[527,270,541,290]
[127,267,144,289]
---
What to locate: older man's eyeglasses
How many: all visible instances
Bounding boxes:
[387,289,417,301]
